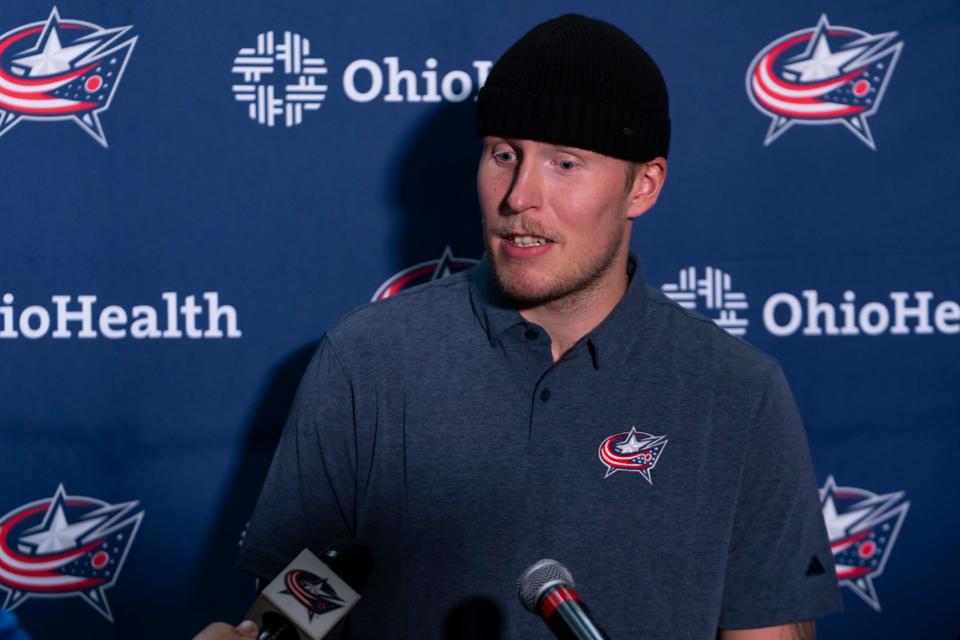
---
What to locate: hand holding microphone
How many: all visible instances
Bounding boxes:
[195,539,372,640]
[247,538,372,640]
[193,620,260,640]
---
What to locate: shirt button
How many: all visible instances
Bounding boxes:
[540,388,551,402]
[525,328,539,341]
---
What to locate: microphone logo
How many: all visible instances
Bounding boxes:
[281,569,346,621]
[598,427,669,484]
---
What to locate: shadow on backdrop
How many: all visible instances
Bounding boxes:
[389,99,485,269]
[186,342,317,626]
[189,100,485,628]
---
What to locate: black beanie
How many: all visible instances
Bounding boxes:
[475,14,670,162]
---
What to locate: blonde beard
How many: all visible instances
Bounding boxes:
[488,224,626,310]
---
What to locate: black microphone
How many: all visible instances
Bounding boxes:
[318,537,374,593]
[247,538,373,640]
[517,559,610,640]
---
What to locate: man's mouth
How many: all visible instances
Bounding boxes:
[508,235,551,247]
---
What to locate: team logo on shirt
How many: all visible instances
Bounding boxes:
[819,475,909,612]
[372,246,478,301]
[0,484,144,621]
[0,7,137,147]
[282,569,345,619]
[598,427,668,484]
[746,14,903,150]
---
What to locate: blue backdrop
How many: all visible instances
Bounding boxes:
[0,1,956,637]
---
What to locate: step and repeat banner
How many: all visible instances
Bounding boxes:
[0,1,956,638]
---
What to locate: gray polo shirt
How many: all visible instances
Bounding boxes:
[237,255,842,639]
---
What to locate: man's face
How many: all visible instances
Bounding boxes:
[477,137,646,307]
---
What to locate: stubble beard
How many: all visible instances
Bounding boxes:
[489,223,626,311]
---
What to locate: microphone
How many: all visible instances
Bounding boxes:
[246,539,373,640]
[517,559,610,640]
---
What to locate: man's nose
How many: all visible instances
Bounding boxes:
[504,160,542,214]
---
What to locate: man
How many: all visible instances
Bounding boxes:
[197,13,841,640]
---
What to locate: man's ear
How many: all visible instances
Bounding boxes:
[626,157,667,220]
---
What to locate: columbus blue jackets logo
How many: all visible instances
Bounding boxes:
[372,246,478,301]
[746,14,903,150]
[598,427,668,484]
[0,484,144,621]
[282,569,345,620]
[0,7,137,147]
[820,475,909,612]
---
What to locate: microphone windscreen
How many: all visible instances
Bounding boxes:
[517,559,574,613]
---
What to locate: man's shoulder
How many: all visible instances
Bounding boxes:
[326,269,476,345]
[639,283,779,380]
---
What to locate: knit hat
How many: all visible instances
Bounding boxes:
[475,14,670,162]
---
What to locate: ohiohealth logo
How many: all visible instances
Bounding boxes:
[0,291,241,339]
[231,30,328,127]
[746,14,903,150]
[0,485,144,621]
[662,265,959,338]
[230,31,493,128]
[661,266,749,336]
[0,7,137,147]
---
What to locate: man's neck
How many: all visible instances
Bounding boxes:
[518,257,631,363]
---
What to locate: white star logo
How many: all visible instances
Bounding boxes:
[19,503,105,554]
[821,495,871,541]
[614,427,660,455]
[12,26,98,77]
[783,33,866,82]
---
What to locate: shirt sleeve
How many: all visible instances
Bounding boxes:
[235,335,358,581]
[718,363,843,629]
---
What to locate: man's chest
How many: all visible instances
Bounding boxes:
[345,340,758,639]
[356,350,746,543]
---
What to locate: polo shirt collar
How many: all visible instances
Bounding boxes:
[469,253,647,369]
[468,255,526,344]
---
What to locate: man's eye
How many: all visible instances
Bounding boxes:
[558,159,577,171]
[493,150,515,162]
